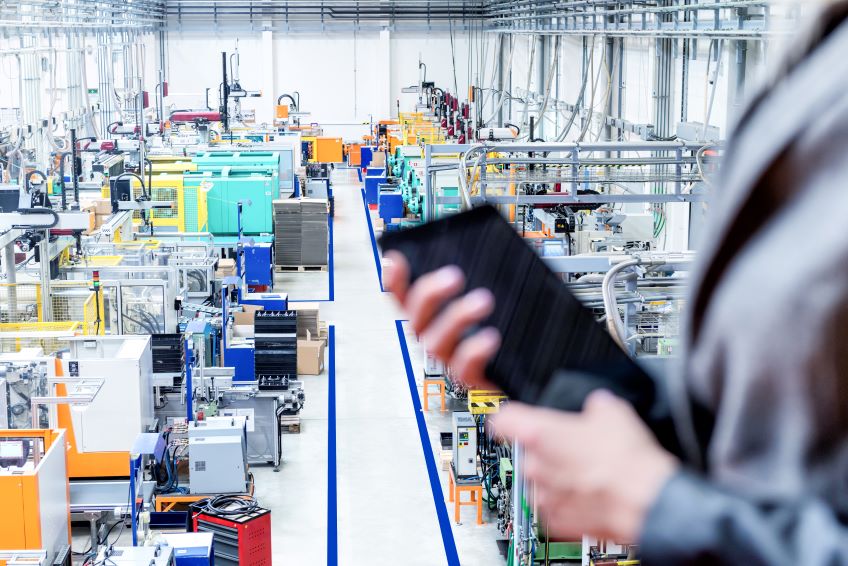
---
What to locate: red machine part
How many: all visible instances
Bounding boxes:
[193,507,272,565]
[169,111,223,123]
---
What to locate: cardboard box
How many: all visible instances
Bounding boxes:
[93,213,110,229]
[439,449,453,472]
[216,258,237,278]
[370,152,386,167]
[374,218,385,232]
[297,330,325,375]
[82,209,97,235]
[87,198,112,215]
[233,311,255,326]
[241,304,264,314]
[290,302,320,339]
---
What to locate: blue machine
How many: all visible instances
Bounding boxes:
[361,146,377,169]
[244,243,274,288]
[378,185,404,223]
[162,533,214,566]
[364,167,387,205]
[241,292,288,311]
[224,343,255,382]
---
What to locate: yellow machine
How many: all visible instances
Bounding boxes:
[0,429,71,560]
[467,390,507,415]
[104,173,207,232]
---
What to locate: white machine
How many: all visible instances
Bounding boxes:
[188,416,249,494]
[452,412,478,478]
[60,336,154,457]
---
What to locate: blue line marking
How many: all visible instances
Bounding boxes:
[361,187,384,292]
[395,320,461,566]
[327,325,338,565]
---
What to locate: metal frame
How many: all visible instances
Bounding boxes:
[484,0,787,39]
[423,141,713,219]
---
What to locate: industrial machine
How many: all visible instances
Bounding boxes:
[0,429,70,562]
[92,545,174,565]
[187,416,249,494]
[452,411,478,479]
[58,335,154,478]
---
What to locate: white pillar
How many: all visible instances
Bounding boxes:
[378,27,392,118]
[260,23,275,125]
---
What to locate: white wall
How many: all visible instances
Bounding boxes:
[164,28,476,140]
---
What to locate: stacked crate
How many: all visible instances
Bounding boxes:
[301,198,328,266]
[274,199,303,266]
[273,198,328,268]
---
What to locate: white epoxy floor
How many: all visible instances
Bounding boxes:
[272,169,504,565]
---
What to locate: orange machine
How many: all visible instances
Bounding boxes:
[346,143,363,167]
[315,137,344,163]
[0,429,71,561]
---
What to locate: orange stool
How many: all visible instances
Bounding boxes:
[422,378,446,412]
[448,466,484,525]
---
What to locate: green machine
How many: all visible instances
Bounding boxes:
[188,168,276,235]
[389,146,422,178]
[398,167,423,217]
[193,151,281,173]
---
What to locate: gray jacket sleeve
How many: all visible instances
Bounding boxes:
[640,471,848,566]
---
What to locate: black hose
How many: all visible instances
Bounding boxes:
[15,207,59,230]
[202,494,258,516]
[276,94,298,111]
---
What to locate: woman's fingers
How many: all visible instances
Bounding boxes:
[422,288,495,360]
[448,326,501,390]
[383,251,411,303]
[405,265,465,334]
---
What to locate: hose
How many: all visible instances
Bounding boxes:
[276,94,298,112]
[602,258,665,347]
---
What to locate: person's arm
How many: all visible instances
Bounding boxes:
[641,471,848,565]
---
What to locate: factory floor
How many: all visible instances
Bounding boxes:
[257,168,504,565]
[72,169,505,565]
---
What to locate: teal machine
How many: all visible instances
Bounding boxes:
[193,151,281,173]
[386,146,426,223]
[198,167,277,235]
[194,150,286,193]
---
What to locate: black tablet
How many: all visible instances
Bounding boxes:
[380,205,679,451]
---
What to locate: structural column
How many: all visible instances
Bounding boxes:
[378,27,392,119]
[260,22,275,124]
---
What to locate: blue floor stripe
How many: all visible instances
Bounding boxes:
[395,320,461,566]
[327,325,338,565]
[361,187,384,292]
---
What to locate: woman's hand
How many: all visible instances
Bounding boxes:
[384,251,501,389]
[492,390,680,542]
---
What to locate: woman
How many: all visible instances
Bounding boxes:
[385,2,848,562]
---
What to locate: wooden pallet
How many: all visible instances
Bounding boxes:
[274,265,328,273]
[280,415,301,433]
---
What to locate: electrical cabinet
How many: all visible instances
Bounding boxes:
[224,344,255,383]
[364,168,387,205]
[378,186,404,223]
[244,243,273,287]
[188,417,248,494]
[452,412,478,478]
